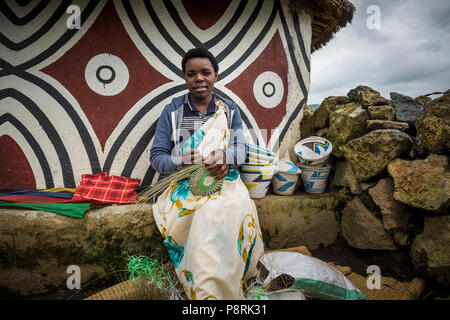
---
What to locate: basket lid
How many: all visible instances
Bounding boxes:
[294,136,332,161]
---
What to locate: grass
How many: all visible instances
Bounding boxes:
[65,250,186,300]
[137,164,203,203]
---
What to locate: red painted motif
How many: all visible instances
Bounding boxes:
[181,0,232,30]
[225,31,288,144]
[42,1,171,151]
[0,135,36,190]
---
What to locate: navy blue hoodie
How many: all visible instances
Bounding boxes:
[150,93,247,177]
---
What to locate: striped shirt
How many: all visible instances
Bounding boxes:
[179,94,217,145]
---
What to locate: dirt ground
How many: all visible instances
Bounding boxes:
[310,237,416,282]
[310,236,450,300]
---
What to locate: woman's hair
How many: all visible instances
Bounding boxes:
[182,47,219,74]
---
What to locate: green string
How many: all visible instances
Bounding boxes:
[127,255,162,283]
[126,254,179,298]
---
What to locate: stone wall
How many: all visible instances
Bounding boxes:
[300,86,450,288]
[0,203,162,296]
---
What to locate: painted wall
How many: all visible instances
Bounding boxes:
[0,0,311,189]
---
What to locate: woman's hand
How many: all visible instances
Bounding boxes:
[203,150,228,180]
[182,149,203,168]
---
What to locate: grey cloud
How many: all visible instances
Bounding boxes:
[308,0,450,104]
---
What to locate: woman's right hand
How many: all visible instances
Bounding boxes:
[181,149,203,168]
[203,150,228,180]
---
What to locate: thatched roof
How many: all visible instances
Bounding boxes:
[294,0,355,52]
[311,0,355,51]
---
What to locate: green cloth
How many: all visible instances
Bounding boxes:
[290,277,366,300]
[0,201,91,218]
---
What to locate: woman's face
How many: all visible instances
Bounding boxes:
[184,57,218,103]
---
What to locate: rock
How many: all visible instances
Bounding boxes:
[388,154,450,213]
[393,232,410,247]
[332,187,353,203]
[331,161,362,195]
[347,85,372,101]
[316,127,330,138]
[425,93,450,117]
[367,120,409,132]
[368,177,412,234]
[360,181,377,191]
[416,93,450,154]
[347,85,390,106]
[409,135,430,159]
[0,203,163,296]
[415,95,432,105]
[367,105,396,120]
[340,129,413,181]
[255,193,339,250]
[312,96,350,129]
[300,105,316,139]
[390,92,425,123]
[328,102,370,158]
[341,197,398,250]
[410,216,450,287]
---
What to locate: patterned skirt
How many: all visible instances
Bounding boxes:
[152,177,265,300]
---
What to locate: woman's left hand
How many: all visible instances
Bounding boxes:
[203,150,229,180]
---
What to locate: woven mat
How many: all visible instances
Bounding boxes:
[85,279,137,300]
[270,246,426,300]
[85,263,180,300]
[346,273,425,300]
[84,277,180,300]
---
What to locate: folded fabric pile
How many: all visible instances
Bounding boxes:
[0,188,88,218]
[0,173,141,218]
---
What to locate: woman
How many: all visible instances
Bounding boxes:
[150,48,265,300]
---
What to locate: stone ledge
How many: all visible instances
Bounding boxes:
[0,193,340,297]
[0,203,162,297]
[255,193,339,250]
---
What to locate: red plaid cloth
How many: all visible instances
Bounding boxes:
[72,172,141,205]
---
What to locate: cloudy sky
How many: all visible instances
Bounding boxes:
[308,0,450,105]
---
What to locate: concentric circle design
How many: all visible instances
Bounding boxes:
[262,82,275,97]
[189,166,224,196]
[85,53,129,96]
[253,71,284,109]
[96,65,116,84]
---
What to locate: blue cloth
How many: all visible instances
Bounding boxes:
[163,236,184,269]
[150,93,247,176]
[225,169,239,181]
[0,189,74,199]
